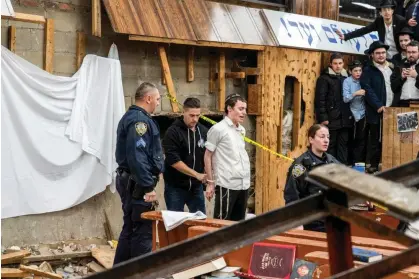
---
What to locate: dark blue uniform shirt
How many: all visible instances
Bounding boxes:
[115,105,164,192]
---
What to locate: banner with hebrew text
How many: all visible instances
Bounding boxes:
[262,10,378,55]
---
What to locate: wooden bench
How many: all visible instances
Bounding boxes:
[304,251,419,279]
[187,226,418,278]
[141,210,402,250]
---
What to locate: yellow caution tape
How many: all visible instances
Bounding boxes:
[165,93,294,162]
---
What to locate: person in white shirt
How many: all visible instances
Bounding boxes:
[204,94,250,221]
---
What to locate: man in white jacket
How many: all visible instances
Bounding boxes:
[204,94,250,221]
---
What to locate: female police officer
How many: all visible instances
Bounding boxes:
[284,124,339,232]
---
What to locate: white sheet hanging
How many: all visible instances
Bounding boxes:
[1,46,125,219]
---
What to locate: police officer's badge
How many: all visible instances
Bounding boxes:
[292,164,306,178]
[135,122,147,136]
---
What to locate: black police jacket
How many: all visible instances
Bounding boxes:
[115,105,164,193]
[162,118,208,190]
[284,149,339,232]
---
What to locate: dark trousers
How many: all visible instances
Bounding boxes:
[328,128,349,164]
[353,117,367,164]
[369,122,382,169]
[399,99,419,107]
[113,174,153,265]
[213,186,248,221]
[164,182,206,214]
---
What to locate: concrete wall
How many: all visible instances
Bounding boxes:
[1,0,256,246]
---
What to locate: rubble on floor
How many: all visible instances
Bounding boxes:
[1,242,116,279]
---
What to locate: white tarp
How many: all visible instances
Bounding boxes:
[1,46,125,219]
[1,0,15,17]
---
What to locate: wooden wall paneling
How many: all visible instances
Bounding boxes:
[158,45,179,112]
[8,26,16,52]
[255,50,265,214]
[400,108,414,165]
[92,0,101,37]
[393,108,402,167]
[76,31,86,70]
[247,84,262,115]
[381,109,392,170]
[259,47,321,211]
[157,0,196,40]
[187,46,195,82]
[218,50,226,111]
[131,0,167,37]
[44,19,54,73]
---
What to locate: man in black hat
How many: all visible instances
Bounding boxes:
[391,40,419,107]
[360,41,396,173]
[392,27,415,66]
[336,0,416,59]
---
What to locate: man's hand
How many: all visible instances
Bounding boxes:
[354,89,366,96]
[377,106,386,113]
[205,183,215,201]
[408,18,417,27]
[335,29,344,40]
[195,172,207,183]
[321,121,329,125]
[408,67,418,78]
[144,190,157,202]
[402,68,410,79]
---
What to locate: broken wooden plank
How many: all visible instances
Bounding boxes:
[76,31,86,70]
[209,53,216,94]
[187,46,194,82]
[8,26,16,53]
[91,247,115,270]
[1,268,31,278]
[1,250,31,265]
[20,251,92,264]
[87,261,106,273]
[218,51,226,112]
[44,18,54,73]
[92,0,101,37]
[19,265,62,279]
[214,72,246,79]
[308,164,419,220]
[158,45,179,113]
[2,12,46,24]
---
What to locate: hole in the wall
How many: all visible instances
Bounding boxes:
[281,76,306,155]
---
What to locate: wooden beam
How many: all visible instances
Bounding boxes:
[76,31,86,70]
[19,265,62,279]
[8,26,16,53]
[1,250,31,265]
[218,51,226,112]
[44,18,54,73]
[187,47,195,82]
[21,251,92,264]
[129,35,265,51]
[92,0,101,37]
[158,45,179,113]
[2,12,46,24]
[255,50,264,215]
[1,268,31,278]
[209,53,216,94]
[206,0,286,10]
[215,72,246,79]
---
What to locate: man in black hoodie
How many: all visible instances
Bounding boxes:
[162,97,208,213]
[315,53,353,164]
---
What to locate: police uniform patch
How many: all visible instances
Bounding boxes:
[136,138,146,148]
[135,122,147,136]
[292,164,306,178]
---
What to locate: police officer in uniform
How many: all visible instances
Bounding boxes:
[113,82,164,264]
[284,124,339,232]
